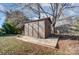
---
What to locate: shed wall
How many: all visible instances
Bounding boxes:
[25,18,51,38]
[29,22,33,37]
[39,21,45,38]
[45,19,51,38]
[33,22,39,38]
[25,23,29,36]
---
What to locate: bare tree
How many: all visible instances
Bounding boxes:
[49,3,65,33]
[17,3,48,19]
[5,10,29,33]
[18,3,68,33]
[17,3,79,34]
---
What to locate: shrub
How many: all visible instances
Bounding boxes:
[2,22,21,34]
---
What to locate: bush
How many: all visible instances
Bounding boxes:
[2,22,21,35]
[0,29,6,36]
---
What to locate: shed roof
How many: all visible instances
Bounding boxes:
[26,17,52,24]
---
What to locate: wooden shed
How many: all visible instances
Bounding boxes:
[24,17,52,38]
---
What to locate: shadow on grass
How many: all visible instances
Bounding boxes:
[51,33,79,40]
[0,34,18,37]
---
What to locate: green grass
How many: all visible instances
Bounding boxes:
[0,36,65,55]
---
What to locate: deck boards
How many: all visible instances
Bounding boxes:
[17,36,59,48]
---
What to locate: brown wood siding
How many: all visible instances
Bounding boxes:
[39,20,45,38]
[25,23,28,36]
[29,22,32,37]
[45,18,51,38]
[33,21,39,38]
[25,18,51,38]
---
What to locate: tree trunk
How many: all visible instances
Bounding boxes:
[51,18,56,34]
[51,24,56,34]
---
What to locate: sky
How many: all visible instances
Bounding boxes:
[0,3,79,28]
[0,3,19,28]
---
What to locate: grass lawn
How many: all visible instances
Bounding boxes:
[0,36,65,55]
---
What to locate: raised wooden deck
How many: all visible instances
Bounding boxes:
[17,36,59,48]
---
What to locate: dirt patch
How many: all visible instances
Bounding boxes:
[57,36,79,55]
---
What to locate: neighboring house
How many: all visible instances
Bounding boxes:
[25,17,52,38]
